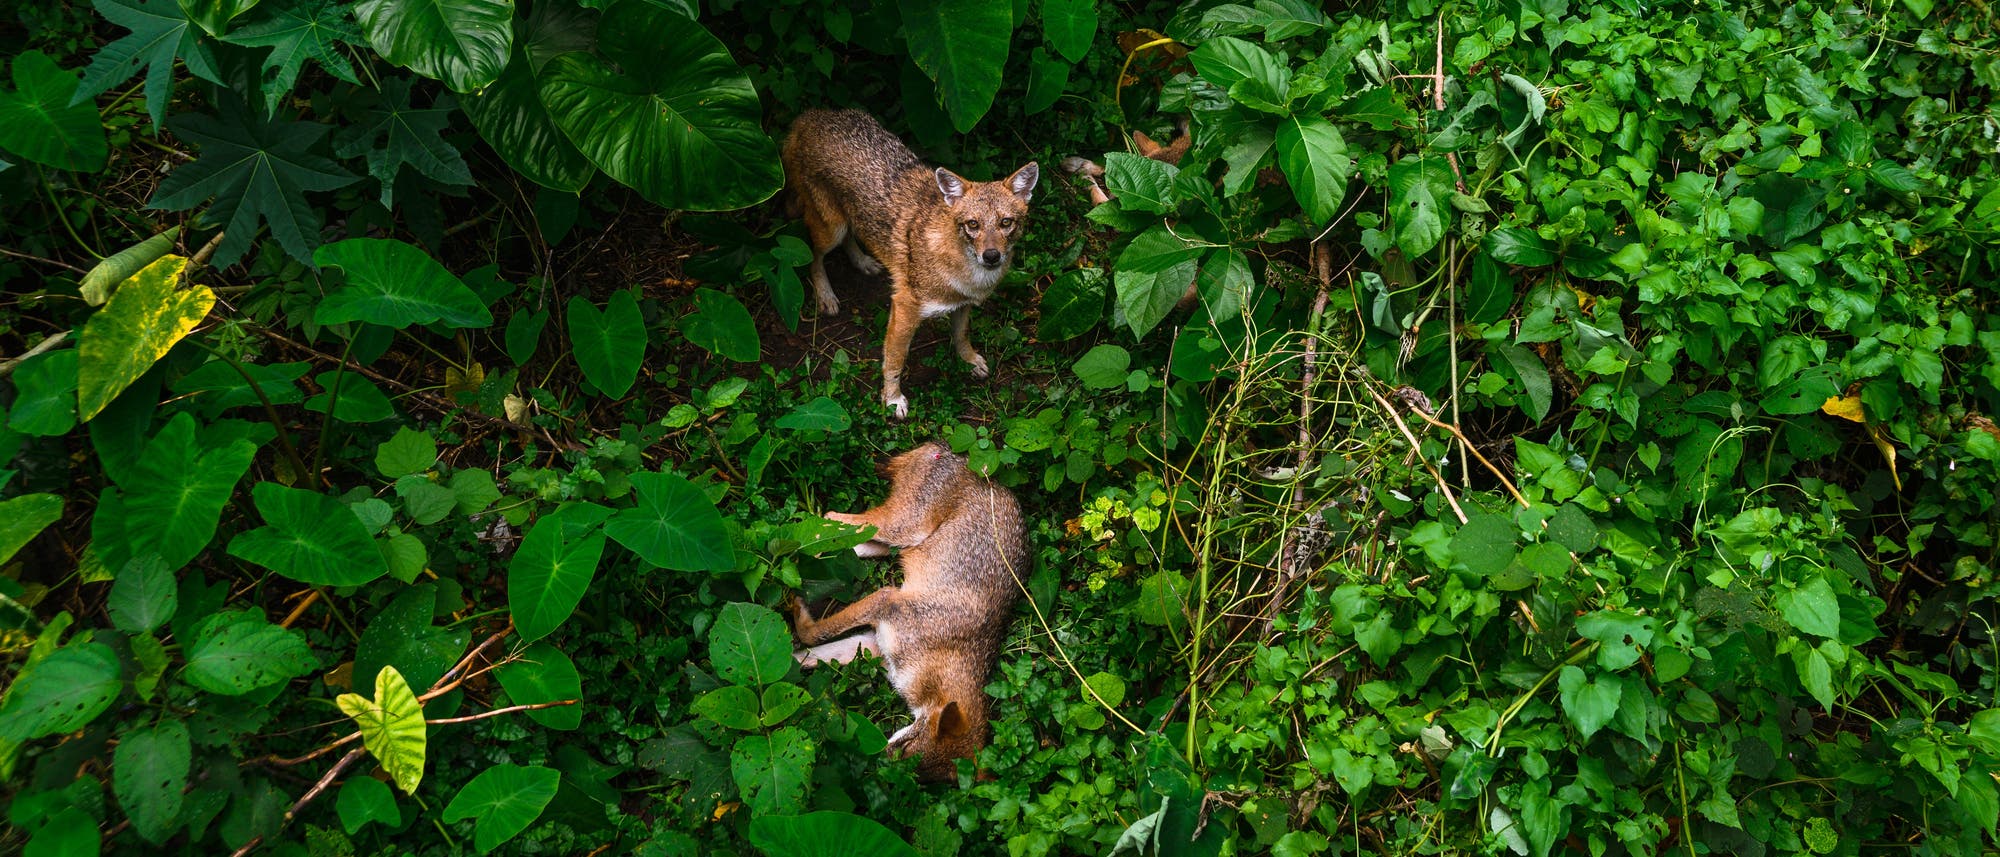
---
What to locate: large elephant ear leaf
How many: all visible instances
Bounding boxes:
[537,2,782,210]
[313,238,493,329]
[77,255,215,422]
[0,50,110,172]
[900,0,1010,131]
[353,0,515,93]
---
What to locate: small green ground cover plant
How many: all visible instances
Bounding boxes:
[1,0,1998,855]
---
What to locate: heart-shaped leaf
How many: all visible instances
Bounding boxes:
[681,287,760,363]
[773,397,849,432]
[0,50,108,171]
[748,811,922,857]
[353,0,514,92]
[494,641,582,730]
[0,642,122,741]
[1556,666,1623,739]
[7,347,78,437]
[462,44,594,193]
[604,470,733,572]
[314,238,492,329]
[708,602,792,688]
[77,255,215,421]
[228,482,389,586]
[509,502,613,643]
[536,2,782,209]
[336,776,402,834]
[0,493,62,566]
[1113,224,1201,339]
[1072,344,1131,390]
[336,665,428,795]
[566,290,646,398]
[900,0,1010,131]
[113,718,190,844]
[442,763,561,854]
[1040,0,1096,63]
[374,427,438,479]
[108,554,177,634]
[183,610,316,695]
[93,412,261,572]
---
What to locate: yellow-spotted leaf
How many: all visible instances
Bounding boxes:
[1821,394,1865,423]
[77,255,215,421]
[336,665,428,795]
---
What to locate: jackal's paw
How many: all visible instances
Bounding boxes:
[850,254,883,275]
[886,723,920,757]
[967,353,990,379]
[815,294,841,316]
[885,393,909,419]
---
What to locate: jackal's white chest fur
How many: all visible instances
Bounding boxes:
[920,262,1005,318]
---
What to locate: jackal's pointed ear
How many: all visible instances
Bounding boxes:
[1008,162,1040,201]
[935,167,967,205]
[936,700,967,738]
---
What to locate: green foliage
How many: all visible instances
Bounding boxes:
[566,289,645,397]
[440,763,560,853]
[0,50,108,171]
[335,666,428,795]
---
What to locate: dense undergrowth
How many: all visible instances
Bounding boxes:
[2,0,1998,854]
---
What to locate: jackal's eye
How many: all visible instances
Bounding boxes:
[962,219,979,232]
[999,217,1015,229]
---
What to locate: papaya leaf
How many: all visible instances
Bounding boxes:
[567,290,646,398]
[147,97,358,266]
[227,482,389,586]
[331,76,473,208]
[0,51,108,171]
[442,764,561,854]
[353,0,514,93]
[113,718,190,844]
[71,0,223,127]
[314,238,492,329]
[220,0,362,113]
[336,666,428,795]
[537,3,782,209]
[77,255,215,421]
[604,470,734,572]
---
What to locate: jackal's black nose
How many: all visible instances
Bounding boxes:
[981,249,1002,267]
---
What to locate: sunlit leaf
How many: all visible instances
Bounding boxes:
[77,255,215,421]
[442,763,561,854]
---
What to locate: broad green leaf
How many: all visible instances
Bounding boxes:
[773,397,850,432]
[442,763,561,854]
[1105,151,1178,214]
[77,255,215,421]
[7,349,78,436]
[354,0,514,92]
[169,359,309,416]
[1557,666,1622,739]
[71,0,223,127]
[1114,224,1202,338]
[509,502,613,643]
[1072,344,1131,389]
[330,76,472,208]
[220,0,362,113]
[354,584,469,699]
[567,290,646,398]
[1484,226,1557,267]
[451,469,501,515]
[1023,46,1069,115]
[0,643,122,741]
[1189,37,1288,112]
[228,482,389,586]
[0,494,61,566]
[94,412,260,571]
[1083,671,1127,707]
[462,45,594,192]
[24,806,98,857]
[1778,576,1842,638]
[397,474,457,525]
[1451,511,1518,578]
[1388,157,1452,257]
[1040,0,1095,62]
[760,682,810,726]
[708,602,792,687]
[375,426,438,478]
[504,308,548,366]
[380,532,428,583]
[495,641,583,730]
[304,369,395,422]
[1489,341,1552,423]
[147,98,359,266]
[692,684,762,731]
[314,238,492,328]
[732,727,813,816]
[336,666,428,794]
[776,516,877,557]
[0,51,107,171]
[1038,267,1106,341]
[113,718,190,844]
[108,555,177,634]
[178,0,262,35]
[1760,368,1840,416]
[337,776,402,834]
[901,0,1010,130]
[1795,645,1835,709]
[681,288,761,363]
[1576,609,1655,671]
[538,3,783,209]
[748,811,923,857]
[604,470,734,572]
[183,609,315,694]
[79,226,181,305]
[1275,115,1350,224]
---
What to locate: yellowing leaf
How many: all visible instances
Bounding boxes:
[336,665,428,795]
[1821,394,1865,423]
[1867,423,1901,492]
[77,255,215,421]
[444,361,484,398]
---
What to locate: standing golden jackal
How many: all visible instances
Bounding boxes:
[782,109,1039,418]
[789,442,1028,781]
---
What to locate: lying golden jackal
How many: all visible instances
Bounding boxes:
[781,109,1039,418]
[789,442,1028,781]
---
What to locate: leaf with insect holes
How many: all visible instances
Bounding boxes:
[0,642,122,741]
[183,609,316,695]
[113,718,190,844]
[708,602,792,687]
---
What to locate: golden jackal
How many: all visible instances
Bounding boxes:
[781,109,1039,418]
[789,441,1028,781]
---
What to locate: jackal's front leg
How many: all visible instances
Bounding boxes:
[950,306,988,378]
